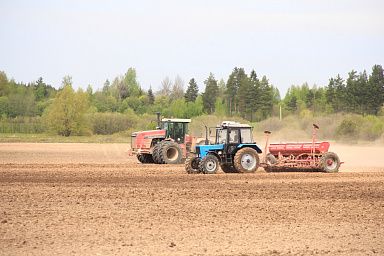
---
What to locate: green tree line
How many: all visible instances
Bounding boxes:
[0,65,383,136]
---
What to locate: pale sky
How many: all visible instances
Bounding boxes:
[1,0,383,96]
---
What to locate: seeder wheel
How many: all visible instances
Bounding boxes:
[320,152,341,173]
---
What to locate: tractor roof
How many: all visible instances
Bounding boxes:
[220,121,252,128]
[161,118,191,123]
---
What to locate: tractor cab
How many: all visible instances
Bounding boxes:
[215,121,254,145]
[161,118,191,144]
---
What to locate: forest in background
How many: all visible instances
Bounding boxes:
[0,65,383,142]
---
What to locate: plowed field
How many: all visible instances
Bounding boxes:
[1,143,384,255]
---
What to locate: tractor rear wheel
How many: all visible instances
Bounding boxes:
[320,152,340,173]
[220,164,238,173]
[234,147,260,173]
[159,141,182,164]
[185,155,201,174]
[152,142,163,164]
[199,154,219,174]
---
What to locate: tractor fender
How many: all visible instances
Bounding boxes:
[236,144,263,154]
[205,151,221,161]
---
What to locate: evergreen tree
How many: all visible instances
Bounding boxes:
[345,70,359,112]
[33,77,54,102]
[202,73,218,114]
[367,65,384,115]
[326,74,346,112]
[184,78,199,102]
[148,87,155,105]
[259,76,274,118]
[226,67,246,115]
[0,71,9,97]
[249,70,261,120]
[236,73,253,119]
[286,94,298,112]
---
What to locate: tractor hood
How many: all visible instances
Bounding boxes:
[132,129,166,139]
[131,129,166,153]
[196,144,224,158]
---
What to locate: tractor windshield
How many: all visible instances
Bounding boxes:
[163,122,187,143]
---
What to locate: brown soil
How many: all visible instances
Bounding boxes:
[0,143,383,255]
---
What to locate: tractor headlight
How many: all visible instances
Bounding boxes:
[218,151,222,155]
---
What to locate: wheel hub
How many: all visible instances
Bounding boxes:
[241,153,256,170]
[206,160,217,171]
[326,158,337,169]
[166,147,178,161]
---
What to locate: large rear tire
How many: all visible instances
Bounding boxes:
[159,141,182,164]
[185,155,201,174]
[234,147,260,173]
[152,142,163,164]
[199,154,219,174]
[320,152,340,173]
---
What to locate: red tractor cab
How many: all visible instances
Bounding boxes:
[131,115,192,164]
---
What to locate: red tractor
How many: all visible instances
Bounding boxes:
[130,113,192,164]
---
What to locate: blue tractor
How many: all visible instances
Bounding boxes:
[185,121,263,174]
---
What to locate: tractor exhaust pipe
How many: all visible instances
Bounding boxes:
[156,112,161,129]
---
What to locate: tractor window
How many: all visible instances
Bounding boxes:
[240,128,253,143]
[162,122,169,131]
[216,129,227,144]
[163,122,187,143]
[229,129,240,144]
[173,122,185,143]
[165,122,174,138]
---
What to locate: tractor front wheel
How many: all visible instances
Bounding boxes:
[185,155,201,174]
[320,152,340,173]
[137,154,145,163]
[199,154,219,174]
[234,147,260,173]
[137,154,154,163]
